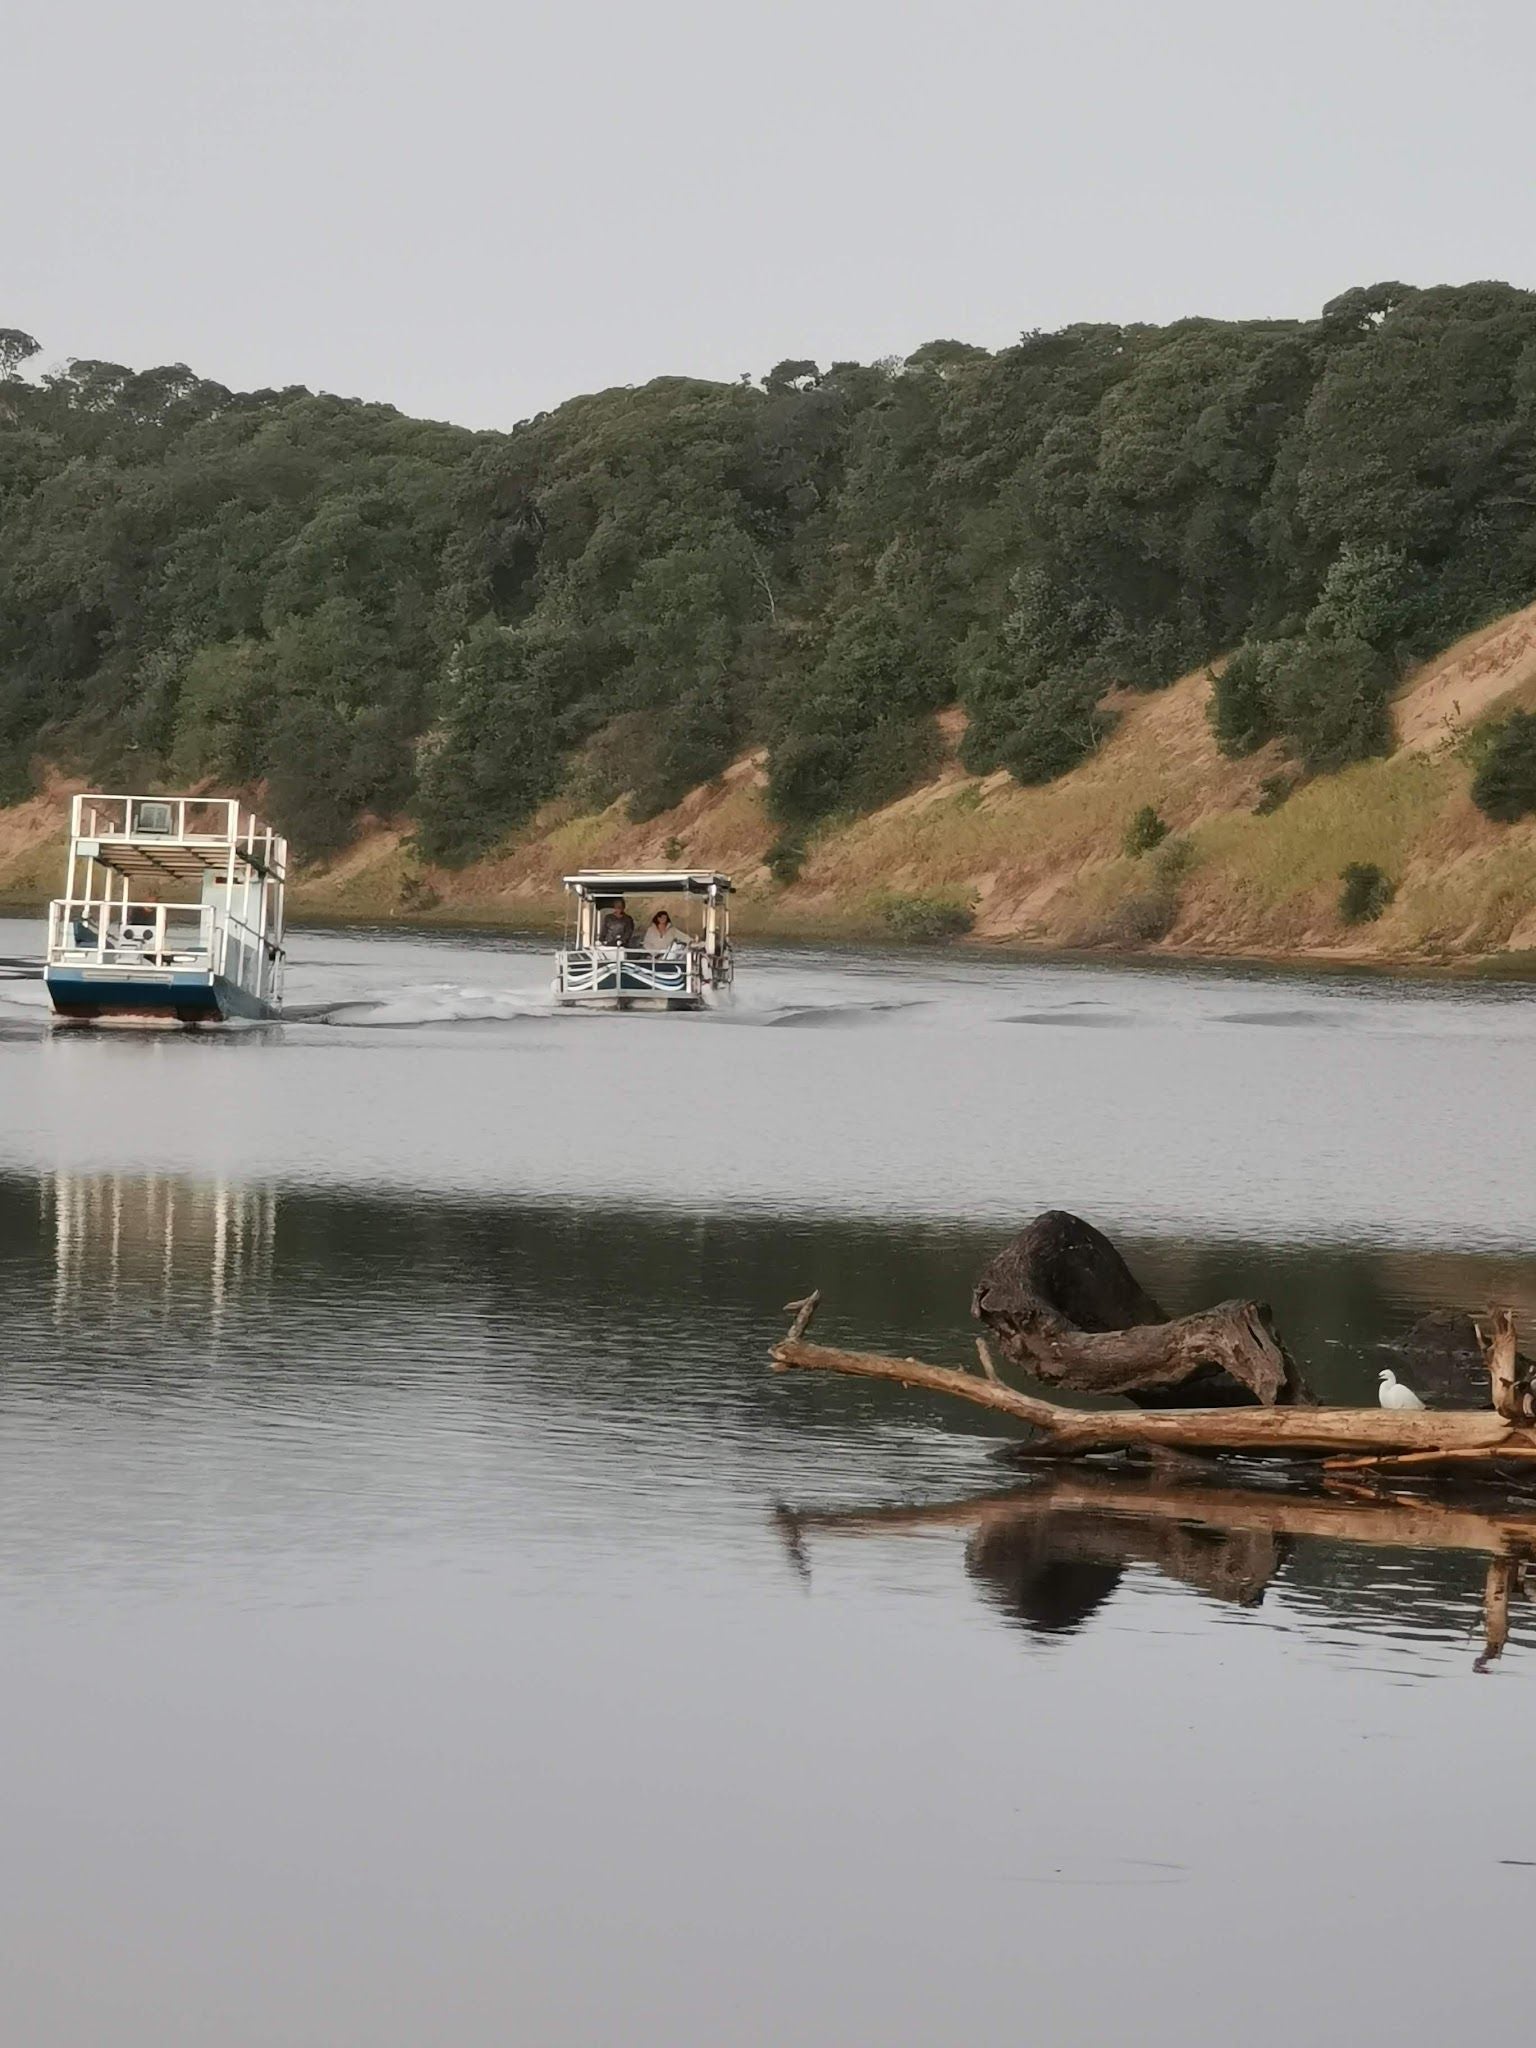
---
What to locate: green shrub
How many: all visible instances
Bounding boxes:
[1209,646,1276,758]
[1095,838,1195,946]
[1103,889,1180,945]
[766,833,806,885]
[662,835,685,861]
[1253,772,1295,815]
[1153,835,1196,885]
[1339,862,1395,924]
[1123,805,1169,857]
[397,871,441,913]
[880,893,975,943]
[1470,713,1536,823]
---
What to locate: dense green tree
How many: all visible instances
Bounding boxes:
[2,285,1535,860]
[767,593,947,823]
[414,620,567,864]
[1263,635,1394,773]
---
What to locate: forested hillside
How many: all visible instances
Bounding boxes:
[3,282,1535,866]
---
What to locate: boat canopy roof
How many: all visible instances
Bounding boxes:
[67,793,287,883]
[562,870,733,898]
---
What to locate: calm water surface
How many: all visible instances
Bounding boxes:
[2,916,1535,2045]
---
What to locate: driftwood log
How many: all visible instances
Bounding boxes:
[1386,1309,1536,1410]
[771,1293,1536,1473]
[1476,1308,1536,1424]
[971,1211,1310,1408]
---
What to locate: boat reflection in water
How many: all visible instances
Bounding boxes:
[776,1469,1536,1673]
[45,1171,276,1327]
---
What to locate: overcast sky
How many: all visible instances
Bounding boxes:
[5,0,1533,430]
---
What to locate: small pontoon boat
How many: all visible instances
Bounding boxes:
[554,870,734,1010]
[44,794,287,1025]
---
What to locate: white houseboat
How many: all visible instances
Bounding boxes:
[554,870,733,1009]
[44,794,287,1025]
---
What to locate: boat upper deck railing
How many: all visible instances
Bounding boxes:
[69,794,287,877]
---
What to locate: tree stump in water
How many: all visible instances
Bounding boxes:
[1387,1311,1521,1407]
[971,1210,1311,1408]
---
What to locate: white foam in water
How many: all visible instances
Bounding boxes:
[323,982,551,1027]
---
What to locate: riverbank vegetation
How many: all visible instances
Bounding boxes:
[3,282,1536,873]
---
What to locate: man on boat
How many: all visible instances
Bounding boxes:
[598,898,636,948]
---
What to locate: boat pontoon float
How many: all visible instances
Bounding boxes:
[554,870,734,1010]
[44,794,287,1025]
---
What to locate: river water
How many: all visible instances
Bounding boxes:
[2,916,1535,2045]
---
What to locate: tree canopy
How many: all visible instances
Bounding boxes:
[3,283,1534,857]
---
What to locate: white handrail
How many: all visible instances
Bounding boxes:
[46,898,281,999]
[47,898,215,969]
[554,944,703,999]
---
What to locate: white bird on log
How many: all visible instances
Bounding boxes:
[1378,1368,1426,1411]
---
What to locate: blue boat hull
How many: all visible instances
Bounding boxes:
[45,968,278,1025]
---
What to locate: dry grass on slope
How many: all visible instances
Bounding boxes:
[293,754,780,923]
[800,604,1536,957]
[793,665,1282,940]
[0,774,84,904]
[1395,599,1536,753]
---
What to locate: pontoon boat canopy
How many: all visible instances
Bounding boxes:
[562,870,733,896]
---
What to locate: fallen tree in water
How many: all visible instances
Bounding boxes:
[770,1293,1536,1475]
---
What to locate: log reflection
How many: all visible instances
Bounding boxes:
[775,1471,1536,1668]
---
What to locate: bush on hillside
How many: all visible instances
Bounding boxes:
[1253,772,1296,815]
[1470,712,1536,823]
[1152,835,1196,886]
[880,893,974,943]
[765,832,806,885]
[1101,889,1180,946]
[1339,862,1395,924]
[1209,646,1277,758]
[1123,805,1169,857]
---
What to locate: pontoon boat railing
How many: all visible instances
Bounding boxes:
[556,946,700,995]
[47,898,283,1002]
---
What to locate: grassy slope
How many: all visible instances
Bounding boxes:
[6,601,1536,963]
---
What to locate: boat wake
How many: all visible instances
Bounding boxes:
[0,989,49,1038]
[310,982,551,1027]
[750,998,933,1029]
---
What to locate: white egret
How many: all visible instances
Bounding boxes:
[1378,1368,1425,1411]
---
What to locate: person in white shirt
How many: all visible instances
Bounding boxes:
[641,909,679,953]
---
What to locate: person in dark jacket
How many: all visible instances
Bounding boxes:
[598,898,636,947]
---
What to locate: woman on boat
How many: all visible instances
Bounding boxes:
[641,909,678,953]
